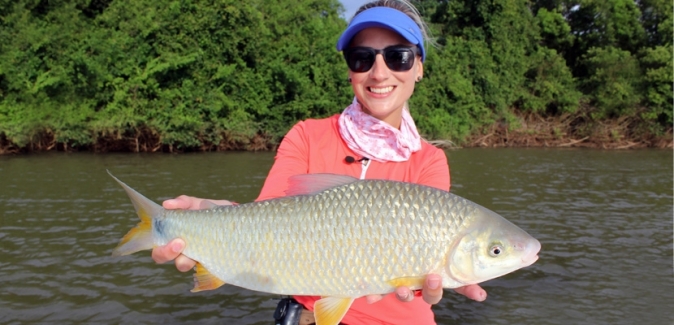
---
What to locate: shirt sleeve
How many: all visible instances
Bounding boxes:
[255,122,310,201]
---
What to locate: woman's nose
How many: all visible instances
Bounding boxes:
[369,54,391,80]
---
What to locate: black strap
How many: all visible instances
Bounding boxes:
[273,297,303,325]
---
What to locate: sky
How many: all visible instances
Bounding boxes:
[340,0,370,20]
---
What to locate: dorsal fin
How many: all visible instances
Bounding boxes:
[285,174,359,196]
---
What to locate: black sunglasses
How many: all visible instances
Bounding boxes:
[343,46,419,73]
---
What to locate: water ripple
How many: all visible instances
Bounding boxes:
[1,150,672,324]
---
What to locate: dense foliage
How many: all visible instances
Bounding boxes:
[0,0,671,151]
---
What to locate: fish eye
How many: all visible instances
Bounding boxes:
[489,245,503,257]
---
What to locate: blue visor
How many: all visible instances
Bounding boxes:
[336,7,425,61]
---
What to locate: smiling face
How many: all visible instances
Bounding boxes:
[347,27,423,129]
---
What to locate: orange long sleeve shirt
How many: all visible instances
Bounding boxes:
[256,114,450,325]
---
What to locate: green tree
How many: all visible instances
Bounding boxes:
[0,0,347,150]
[581,46,642,118]
[252,0,349,139]
[536,8,574,56]
[520,47,581,114]
[635,0,672,131]
[0,0,670,151]
[638,0,673,47]
[431,0,540,113]
[565,0,646,76]
[639,45,673,129]
[0,1,96,146]
[412,39,491,141]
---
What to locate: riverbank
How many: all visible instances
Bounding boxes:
[450,112,673,150]
[0,113,671,154]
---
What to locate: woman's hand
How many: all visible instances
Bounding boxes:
[453,283,487,302]
[163,195,233,210]
[366,274,487,304]
[150,195,233,272]
[151,238,194,272]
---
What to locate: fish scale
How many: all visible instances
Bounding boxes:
[110,172,540,325]
[156,180,468,296]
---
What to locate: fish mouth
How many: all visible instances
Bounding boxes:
[521,239,541,266]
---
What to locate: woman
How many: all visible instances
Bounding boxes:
[153,1,486,324]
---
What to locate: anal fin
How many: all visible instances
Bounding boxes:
[191,262,226,292]
[387,276,425,290]
[313,296,354,325]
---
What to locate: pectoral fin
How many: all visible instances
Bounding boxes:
[387,276,425,290]
[313,296,354,325]
[191,263,226,292]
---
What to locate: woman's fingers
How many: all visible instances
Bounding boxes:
[421,274,443,304]
[162,195,195,210]
[151,239,184,264]
[174,254,197,272]
[365,295,384,304]
[454,284,487,302]
[150,238,196,272]
[395,287,415,302]
[163,196,233,210]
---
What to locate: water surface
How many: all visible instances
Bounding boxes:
[0,149,671,324]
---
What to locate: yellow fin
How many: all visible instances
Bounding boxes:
[109,171,162,257]
[313,297,353,325]
[111,212,153,257]
[387,276,425,290]
[191,263,226,292]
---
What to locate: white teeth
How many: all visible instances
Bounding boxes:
[369,86,394,94]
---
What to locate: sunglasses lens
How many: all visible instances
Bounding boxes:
[344,47,418,72]
[345,49,375,73]
[384,48,415,71]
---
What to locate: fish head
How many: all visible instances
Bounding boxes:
[446,208,541,286]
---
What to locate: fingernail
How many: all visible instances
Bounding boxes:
[397,292,409,301]
[171,242,183,253]
[427,278,440,290]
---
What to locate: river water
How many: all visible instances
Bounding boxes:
[0,149,671,324]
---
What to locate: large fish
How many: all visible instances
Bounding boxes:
[110,171,540,325]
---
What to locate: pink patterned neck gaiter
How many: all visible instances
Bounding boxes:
[338,98,422,162]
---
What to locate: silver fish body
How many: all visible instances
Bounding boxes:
[111,172,540,325]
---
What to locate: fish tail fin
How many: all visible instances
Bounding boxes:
[108,170,162,257]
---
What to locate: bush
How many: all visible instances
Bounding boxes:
[581,47,642,118]
[639,45,673,129]
[519,47,581,114]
